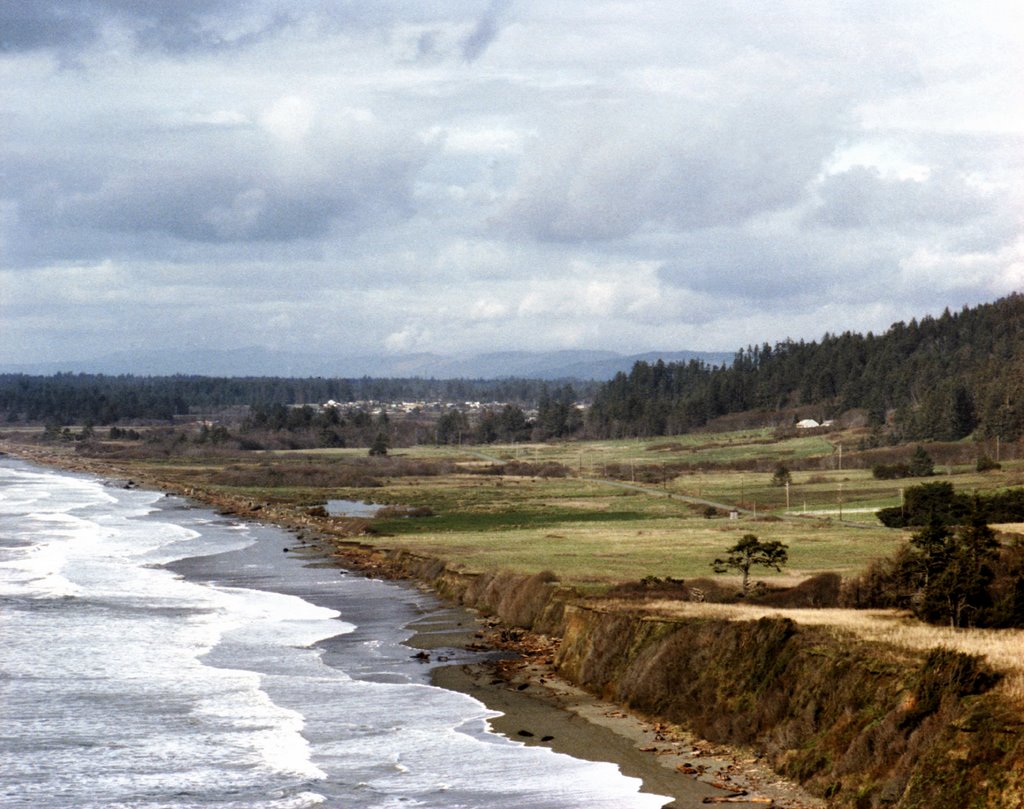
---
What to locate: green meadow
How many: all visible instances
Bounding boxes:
[47,425,1020,591]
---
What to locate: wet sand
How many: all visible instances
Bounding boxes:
[406,606,826,809]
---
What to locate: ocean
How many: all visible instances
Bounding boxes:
[0,458,670,808]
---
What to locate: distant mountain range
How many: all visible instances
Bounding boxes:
[2,347,734,381]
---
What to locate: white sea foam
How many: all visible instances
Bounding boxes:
[0,534,82,598]
[1,460,671,808]
[256,660,671,808]
[266,792,327,808]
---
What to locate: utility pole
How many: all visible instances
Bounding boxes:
[785,480,790,512]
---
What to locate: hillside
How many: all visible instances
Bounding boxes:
[587,294,1024,441]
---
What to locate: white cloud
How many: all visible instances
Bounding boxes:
[900,239,1024,296]
[438,124,528,154]
[469,299,509,320]
[384,325,433,353]
[259,95,315,143]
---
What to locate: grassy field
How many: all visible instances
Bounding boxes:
[339,471,899,587]
[127,426,1013,590]
[10,425,1022,591]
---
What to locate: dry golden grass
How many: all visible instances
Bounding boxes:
[614,600,1024,702]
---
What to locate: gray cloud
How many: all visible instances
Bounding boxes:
[0,4,95,52]
[657,227,892,304]
[0,1,406,55]
[498,96,844,242]
[461,0,510,62]
[812,167,992,229]
[7,112,432,258]
[1,1,1021,366]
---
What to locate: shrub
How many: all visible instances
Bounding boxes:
[872,462,912,480]
[375,505,434,518]
[754,572,843,608]
[468,461,570,478]
[771,464,792,486]
[976,455,1001,472]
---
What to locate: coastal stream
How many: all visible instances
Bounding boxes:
[0,458,671,808]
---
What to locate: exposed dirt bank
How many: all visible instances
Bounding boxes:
[369,551,1024,808]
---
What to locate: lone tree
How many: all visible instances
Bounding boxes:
[368,431,389,456]
[908,445,935,477]
[711,534,789,594]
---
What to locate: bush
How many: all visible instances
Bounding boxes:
[375,505,434,518]
[876,481,1024,528]
[753,573,843,608]
[872,462,911,480]
[468,461,570,478]
[976,455,1001,472]
[771,464,792,486]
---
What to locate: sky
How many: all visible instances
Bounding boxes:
[2,1,1023,368]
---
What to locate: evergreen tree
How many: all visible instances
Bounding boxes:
[910,502,1000,627]
[908,446,934,477]
[369,432,389,456]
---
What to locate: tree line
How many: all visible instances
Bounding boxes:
[238,385,582,450]
[0,373,599,426]
[585,294,1024,441]
[844,483,1024,629]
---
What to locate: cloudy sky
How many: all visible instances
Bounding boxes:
[2,1,1023,367]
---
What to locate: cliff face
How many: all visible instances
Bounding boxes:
[555,605,1024,808]
[409,558,1024,809]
